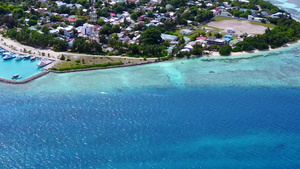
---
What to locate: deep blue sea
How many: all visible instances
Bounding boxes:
[1,87,300,168]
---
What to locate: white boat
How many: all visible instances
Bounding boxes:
[37,59,52,67]
[2,52,11,56]
[30,56,36,61]
[15,54,23,61]
[3,54,15,60]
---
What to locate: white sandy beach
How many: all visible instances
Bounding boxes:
[0,35,157,66]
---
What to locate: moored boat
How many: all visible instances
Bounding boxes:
[30,56,36,61]
[15,54,23,61]
[3,54,15,60]
[37,58,52,67]
[295,53,299,57]
[11,74,21,79]
[24,55,31,59]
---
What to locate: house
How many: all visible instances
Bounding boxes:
[110,13,116,17]
[161,33,179,41]
[37,8,47,13]
[183,37,191,44]
[67,15,78,24]
[64,26,74,38]
[240,8,256,15]
[206,37,225,46]
[224,35,233,42]
[149,0,162,5]
[197,37,207,41]
[229,39,239,46]
[220,11,232,17]
[270,12,288,18]
[81,23,94,36]
[180,29,192,35]
[167,45,175,54]
[166,4,173,10]
[211,8,220,15]
[248,15,264,22]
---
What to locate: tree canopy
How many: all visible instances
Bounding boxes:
[141,27,162,45]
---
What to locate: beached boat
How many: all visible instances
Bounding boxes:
[24,55,31,59]
[11,74,21,79]
[3,54,15,60]
[37,59,52,67]
[30,56,36,61]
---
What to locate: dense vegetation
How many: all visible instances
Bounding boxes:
[71,38,103,54]
[51,61,124,71]
[236,16,300,51]
[6,27,69,51]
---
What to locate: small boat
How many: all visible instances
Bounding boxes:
[30,56,36,61]
[2,52,11,56]
[15,54,23,61]
[3,54,15,60]
[37,59,52,67]
[24,55,31,59]
[12,74,22,79]
[295,53,299,57]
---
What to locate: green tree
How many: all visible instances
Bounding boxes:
[214,33,222,38]
[12,8,23,19]
[112,25,121,33]
[41,26,51,34]
[191,44,203,55]
[100,23,113,35]
[97,18,105,25]
[28,20,37,26]
[130,13,138,21]
[74,19,84,27]
[219,45,232,56]
[141,27,162,45]
[129,43,140,54]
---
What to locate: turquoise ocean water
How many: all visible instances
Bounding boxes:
[266,0,300,20]
[2,2,300,167]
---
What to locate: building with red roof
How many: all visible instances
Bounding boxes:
[197,37,207,41]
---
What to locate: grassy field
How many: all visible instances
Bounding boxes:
[213,16,239,22]
[249,21,276,28]
[53,56,148,70]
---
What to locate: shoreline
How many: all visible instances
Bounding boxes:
[208,40,300,57]
[1,36,300,84]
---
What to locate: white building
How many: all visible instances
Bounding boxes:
[64,26,74,38]
[81,23,94,36]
